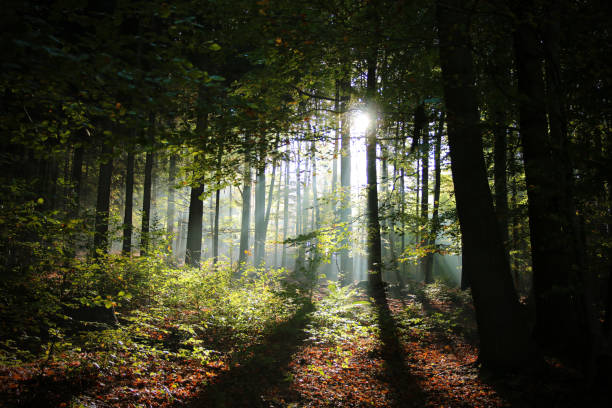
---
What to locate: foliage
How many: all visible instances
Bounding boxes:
[304,281,377,344]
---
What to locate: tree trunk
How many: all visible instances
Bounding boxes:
[274,164,282,267]
[311,141,320,230]
[167,154,177,247]
[93,143,113,256]
[140,151,154,256]
[254,163,266,266]
[70,145,84,215]
[437,0,532,369]
[339,77,353,285]
[213,185,221,265]
[238,160,252,269]
[427,112,444,283]
[185,183,204,267]
[513,1,581,352]
[281,158,290,268]
[365,54,384,299]
[122,150,134,255]
[421,109,432,283]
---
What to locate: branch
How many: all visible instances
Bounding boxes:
[291,86,350,102]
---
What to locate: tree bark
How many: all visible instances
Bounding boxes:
[437,0,532,368]
[339,77,353,285]
[122,150,134,255]
[421,108,432,283]
[365,54,384,298]
[93,143,113,256]
[254,163,266,266]
[238,159,252,269]
[70,144,84,215]
[513,1,581,351]
[281,158,290,268]
[140,151,154,256]
[185,183,204,267]
[427,111,444,283]
[167,153,177,243]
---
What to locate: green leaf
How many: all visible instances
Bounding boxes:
[209,43,222,51]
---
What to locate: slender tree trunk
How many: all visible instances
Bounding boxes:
[254,163,266,266]
[365,54,384,298]
[229,186,234,263]
[238,159,252,269]
[427,112,444,283]
[339,78,353,285]
[122,150,134,255]
[437,0,532,368]
[381,145,389,264]
[281,158,290,268]
[296,144,302,236]
[185,183,204,267]
[213,185,220,265]
[93,143,113,256]
[140,151,154,256]
[421,111,432,283]
[311,141,320,230]
[332,80,340,215]
[274,165,282,267]
[212,149,222,265]
[400,125,407,276]
[70,144,84,215]
[167,154,177,246]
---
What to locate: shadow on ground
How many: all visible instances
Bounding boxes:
[189,299,314,408]
[374,296,424,408]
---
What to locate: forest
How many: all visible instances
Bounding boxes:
[1,0,611,406]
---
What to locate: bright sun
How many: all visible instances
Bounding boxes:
[350,111,370,135]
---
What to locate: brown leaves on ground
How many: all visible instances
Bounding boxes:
[0,289,596,407]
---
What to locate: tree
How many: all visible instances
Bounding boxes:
[365,54,384,299]
[436,0,532,368]
[512,0,582,353]
[122,149,135,255]
[93,141,113,256]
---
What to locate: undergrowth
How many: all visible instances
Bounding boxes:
[304,281,377,344]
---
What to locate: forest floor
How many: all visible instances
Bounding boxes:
[0,281,603,407]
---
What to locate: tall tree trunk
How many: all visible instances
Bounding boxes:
[93,143,113,256]
[281,158,290,268]
[311,141,320,230]
[212,149,222,265]
[339,77,353,285]
[186,93,207,267]
[228,186,234,263]
[400,125,407,277]
[140,151,154,256]
[167,154,177,248]
[427,112,445,283]
[513,1,581,352]
[70,144,84,215]
[185,183,204,267]
[365,54,384,298]
[381,144,389,264]
[274,165,282,267]
[238,159,252,269]
[122,150,134,255]
[437,0,532,368]
[421,110,432,283]
[254,163,266,266]
[213,186,221,265]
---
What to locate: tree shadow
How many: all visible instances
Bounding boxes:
[188,299,314,408]
[373,295,424,407]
